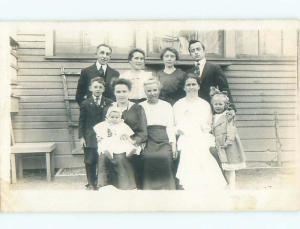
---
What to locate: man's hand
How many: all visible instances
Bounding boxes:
[80,138,86,148]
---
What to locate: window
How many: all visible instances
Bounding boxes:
[235,30,297,57]
[147,30,224,57]
[53,28,135,56]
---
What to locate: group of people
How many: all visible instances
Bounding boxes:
[76,40,246,191]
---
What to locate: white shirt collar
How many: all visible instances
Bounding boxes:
[195,58,206,69]
[92,95,102,104]
[96,61,107,73]
[113,101,135,111]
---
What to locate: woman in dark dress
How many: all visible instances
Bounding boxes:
[109,78,148,189]
[157,48,186,189]
[140,78,176,190]
[157,47,187,106]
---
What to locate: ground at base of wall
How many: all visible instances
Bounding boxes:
[9,165,299,191]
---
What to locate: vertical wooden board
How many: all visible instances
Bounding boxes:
[259,30,282,56]
[235,31,259,56]
[197,31,224,56]
[282,30,298,56]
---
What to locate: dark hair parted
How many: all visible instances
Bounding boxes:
[160,47,179,60]
[188,40,205,52]
[112,78,132,91]
[90,77,105,86]
[184,74,201,87]
[96,44,112,53]
[128,48,145,61]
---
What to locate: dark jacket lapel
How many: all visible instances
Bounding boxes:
[199,62,209,83]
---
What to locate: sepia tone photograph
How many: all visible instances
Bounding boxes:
[0,20,299,212]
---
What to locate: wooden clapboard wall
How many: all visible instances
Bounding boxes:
[11,31,297,169]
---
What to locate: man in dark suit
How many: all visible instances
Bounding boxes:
[187,40,235,110]
[79,77,113,190]
[76,44,120,104]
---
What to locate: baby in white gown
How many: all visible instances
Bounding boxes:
[93,106,140,158]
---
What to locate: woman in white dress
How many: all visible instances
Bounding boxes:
[173,76,227,190]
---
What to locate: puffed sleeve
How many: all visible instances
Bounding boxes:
[165,103,176,143]
[132,105,148,145]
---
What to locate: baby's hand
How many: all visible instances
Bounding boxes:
[96,135,102,142]
[120,134,130,141]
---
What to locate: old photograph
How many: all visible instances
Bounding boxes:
[0,20,299,212]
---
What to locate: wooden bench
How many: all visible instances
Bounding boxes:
[11,142,56,183]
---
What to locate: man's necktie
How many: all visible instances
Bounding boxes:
[95,97,100,106]
[99,65,104,77]
[194,62,200,77]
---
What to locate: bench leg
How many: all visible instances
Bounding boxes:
[46,152,51,182]
[16,155,23,179]
[11,153,17,184]
[50,152,55,177]
[225,171,236,190]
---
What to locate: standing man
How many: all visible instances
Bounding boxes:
[187,40,235,110]
[76,44,120,104]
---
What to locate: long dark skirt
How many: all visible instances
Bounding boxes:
[142,125,176,190]
[97,153,112,187]
[111,153,136,190]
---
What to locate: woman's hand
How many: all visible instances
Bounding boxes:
[104,150,113,160]
[171,142,177,159]
[127,148,137,157]
[176,129,184,136]
[80,138,86,148]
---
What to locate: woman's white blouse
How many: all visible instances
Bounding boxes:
[120,70,153,100]
[173,97,212,136]
[141,100,176,143]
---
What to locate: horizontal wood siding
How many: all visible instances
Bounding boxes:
[12,32,298,169]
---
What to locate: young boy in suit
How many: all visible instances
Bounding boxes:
[78,77,113,190]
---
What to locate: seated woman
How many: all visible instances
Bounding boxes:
[94,106,139,190]
[157,47,187,106]
[120,48,154,103]
[108,78,148,190]
[140,78,176,190]
[173,76,227,190]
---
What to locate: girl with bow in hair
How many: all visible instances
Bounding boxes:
[210,87,246,189]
